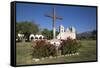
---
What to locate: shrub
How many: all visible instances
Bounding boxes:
[60,38,81,55]
[32,40,56,58]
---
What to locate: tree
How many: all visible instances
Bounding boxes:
[16,21,39,40]
[41,29,51,40]
[41,29,59,40]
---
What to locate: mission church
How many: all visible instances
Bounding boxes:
[28,24,76,41]
[57,25,76,40]
[16,24,76,41]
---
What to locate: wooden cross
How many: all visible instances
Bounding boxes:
[45,7,63,39]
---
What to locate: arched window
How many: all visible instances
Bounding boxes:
[35,37,38,39]
[39,36,42,39]
[31,37,34,40]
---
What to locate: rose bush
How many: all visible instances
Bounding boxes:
[32,40,56,58]
[60,38,81,55]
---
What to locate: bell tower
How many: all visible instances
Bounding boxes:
[60,25,64,33]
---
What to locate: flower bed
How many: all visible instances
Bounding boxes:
[32,38,81,59]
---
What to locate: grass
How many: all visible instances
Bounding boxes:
[16,40,97,65]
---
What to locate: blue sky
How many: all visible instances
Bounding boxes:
[16,3,97,33]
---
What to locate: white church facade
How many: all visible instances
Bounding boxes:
[57,25,76,40]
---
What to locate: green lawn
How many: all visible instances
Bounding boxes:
[16,40,97,65]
